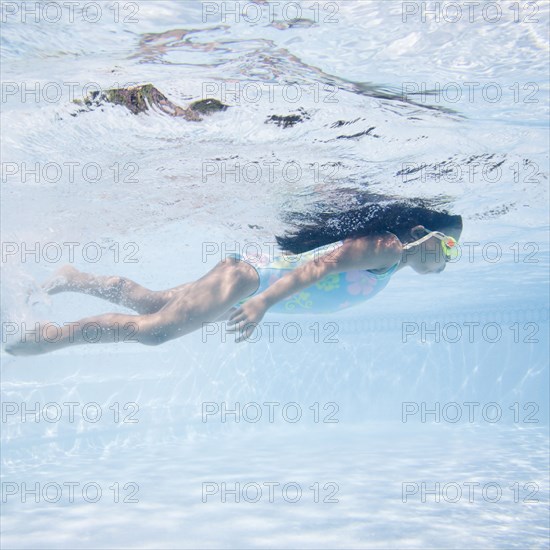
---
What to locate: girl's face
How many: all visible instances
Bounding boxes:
[405,225,462,275]
[410,236,448,274]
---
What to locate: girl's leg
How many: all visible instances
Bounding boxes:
[43,265,175,314]
[7,257,259,356]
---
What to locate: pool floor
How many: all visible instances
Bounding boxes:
[1,423,548,549]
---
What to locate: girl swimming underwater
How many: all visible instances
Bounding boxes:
[5,199,462,355]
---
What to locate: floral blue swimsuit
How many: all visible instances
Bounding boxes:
[233,240,399,314]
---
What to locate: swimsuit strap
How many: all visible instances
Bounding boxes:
[367,260,400,278]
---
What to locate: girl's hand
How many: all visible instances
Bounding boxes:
[227,296,268,343]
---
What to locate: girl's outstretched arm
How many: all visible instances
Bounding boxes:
[227,234,401,341]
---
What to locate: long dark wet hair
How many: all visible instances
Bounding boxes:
[276,193,463,254]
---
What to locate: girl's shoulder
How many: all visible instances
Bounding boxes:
[338,233,402,273]
[341,232,402,256]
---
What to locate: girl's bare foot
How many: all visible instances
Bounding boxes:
[5,338,46,356]
[42,265,80,295]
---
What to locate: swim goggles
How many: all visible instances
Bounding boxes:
[402,229,459,261]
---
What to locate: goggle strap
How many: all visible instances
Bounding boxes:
[402,230,447,250]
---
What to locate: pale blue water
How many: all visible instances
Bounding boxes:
[1,1,549,548]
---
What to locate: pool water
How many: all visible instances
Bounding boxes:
[1,1,549,548]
